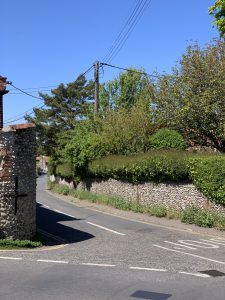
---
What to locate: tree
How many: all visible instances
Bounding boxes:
[26,75,94,156]
[99,68,154,112]
[209,0,225,36]
[154,39,225,151]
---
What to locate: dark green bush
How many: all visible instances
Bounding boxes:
[88,150,189,183]
[55,162,73,180]
[188,156,225,205]
[149,128,186,150]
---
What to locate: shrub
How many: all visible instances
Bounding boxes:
[147,205,167,217]
[181,206,199,224]
[188,156,225,205]
[88,150,189,183]
[149,128,186,150]
[181,206,216,228]
[55,162,73,180]
[0,239,42,249]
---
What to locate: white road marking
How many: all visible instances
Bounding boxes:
[37,259,69,264]
[0,256,23,260]
[200,239,225,246]
[179,271,211,278]
[130,267,167,272]
[42,205,50,209]
[81,263,115,267]
[153,244,225,265]
[178,240,219,249]
[86,221,126,236]
[54,209,76,218]
[37,202,50,209]
[164,241,196,250]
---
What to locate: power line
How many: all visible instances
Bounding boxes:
[4,102,44,122]
[107,0,151,63]
[103,0,152,63]
[4,104,46,125]
[5,64,94,124]
[101,62,158,78]
[102,0,144,62]
[8,85,58,92]
[10,89,53,95]
[8,83,44,101]
[8,65,94,95]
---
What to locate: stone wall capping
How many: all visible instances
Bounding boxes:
[1,123,35,133]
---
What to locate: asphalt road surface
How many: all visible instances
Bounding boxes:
[1,175,225,300]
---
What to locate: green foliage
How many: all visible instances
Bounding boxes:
[88,150,189,183]
[0,239,42,249]
[26,75,94,156]
[55,162,73,180]
[181,206,217,228]
[209,0,225,36]
[188,156,225,205]
[147,205,167,217]
[99,68,154,111]
[48,157,57,175]
[59,101,154,180]
[154,39,225,151]
[149,128,186,150]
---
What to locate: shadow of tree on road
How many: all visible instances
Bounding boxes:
[36,203,94,246]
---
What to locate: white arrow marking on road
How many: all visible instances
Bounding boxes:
[86,221,126,235]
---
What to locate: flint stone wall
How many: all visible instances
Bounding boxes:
[0,124,36,240]
[50,175,225,216]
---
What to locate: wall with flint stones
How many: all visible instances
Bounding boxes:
[0,124,36,240]
[51,176,225,216]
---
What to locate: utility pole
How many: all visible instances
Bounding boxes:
[0,76,9,130]
[94,61,99,116]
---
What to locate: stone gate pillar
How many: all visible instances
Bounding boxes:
[0,123,36,240]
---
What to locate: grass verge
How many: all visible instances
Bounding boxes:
[0,237,42,249]
[48,181,225,231]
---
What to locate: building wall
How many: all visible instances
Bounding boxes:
[0,124,36,240]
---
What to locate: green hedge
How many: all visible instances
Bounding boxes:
[50,150,225,206]
[188,156,225,205]
[88,150,190,183]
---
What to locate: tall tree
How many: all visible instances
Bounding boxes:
[99,68,154,112]
[26,75,94,155]
[154,39,225,150]
[209,0,225,36]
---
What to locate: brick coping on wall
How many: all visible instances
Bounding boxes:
[1,123,35,132]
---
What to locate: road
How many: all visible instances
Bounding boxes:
[1,175,225,299]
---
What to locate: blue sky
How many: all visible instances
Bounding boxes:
[1,0,218,124]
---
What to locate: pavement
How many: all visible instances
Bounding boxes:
[0,175,225,300]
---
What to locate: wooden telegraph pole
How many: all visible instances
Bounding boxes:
[94,61,99,116]
[0,76,9,130]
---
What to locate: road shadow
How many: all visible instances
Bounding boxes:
[36,203,94,246]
